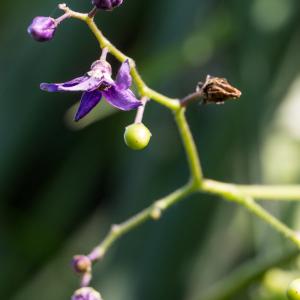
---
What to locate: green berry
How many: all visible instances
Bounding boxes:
[287,279,300,300]
[124,123,152,150]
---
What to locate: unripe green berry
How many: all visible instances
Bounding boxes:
[287,279,300,300]
[124,123,152,150]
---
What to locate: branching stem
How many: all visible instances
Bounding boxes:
[87,182,195,261]
[59,3,300,291]
[202,179,300,248]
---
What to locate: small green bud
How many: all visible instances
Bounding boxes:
[124,123,152,150]
[287,279,300,300]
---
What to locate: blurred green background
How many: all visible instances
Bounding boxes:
[1,0,300,299]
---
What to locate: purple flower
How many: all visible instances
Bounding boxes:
[27,16,57,42]
[92,0,123,11]
[40,60,141,121]
[72,287,102,300]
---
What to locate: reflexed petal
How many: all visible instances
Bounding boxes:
[40,76,104,92]
[74,90,102,121]
[115,60,132,90]
[40,76,87,92]
[103,86,141,111]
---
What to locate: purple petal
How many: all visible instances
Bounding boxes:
[102,86,141,111]
[40,76,104,92]
[74,90,102,121]
[115,60,132,90]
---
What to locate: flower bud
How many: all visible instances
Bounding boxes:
[124,123,152,150]
[287,279,300,300]
[199,75,241,104]
[92,0,123,11]
[27,16,56,42]
[72,255,92,274]
[72,287,102,300]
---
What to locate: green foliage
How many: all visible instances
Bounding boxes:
[287,279,300,300]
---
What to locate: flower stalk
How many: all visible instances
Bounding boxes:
[87,183,194,262]
[134,97,148,124]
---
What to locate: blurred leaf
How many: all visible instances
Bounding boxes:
[65,99,117,130]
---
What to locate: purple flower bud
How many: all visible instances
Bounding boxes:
[92,0,123,11]
[72,287,102,300]
[27,16,56,42]
[72,255,92,274]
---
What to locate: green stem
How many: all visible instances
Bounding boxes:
[199,249,299,300]
[237,184,300,201]
[88,183,195,261]
[175,108,203,187]
[203,179,300,248]
[143,87,180,111]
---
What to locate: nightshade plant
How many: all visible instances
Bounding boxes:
[28,1,300,299]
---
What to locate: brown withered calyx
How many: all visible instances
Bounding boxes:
[181,75,242,107]
[198,75,242,104]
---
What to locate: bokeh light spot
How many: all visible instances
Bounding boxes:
[251,0,294,32]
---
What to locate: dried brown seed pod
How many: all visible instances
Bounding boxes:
[198,75,242,104]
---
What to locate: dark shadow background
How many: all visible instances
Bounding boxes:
[1,0,300,300]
